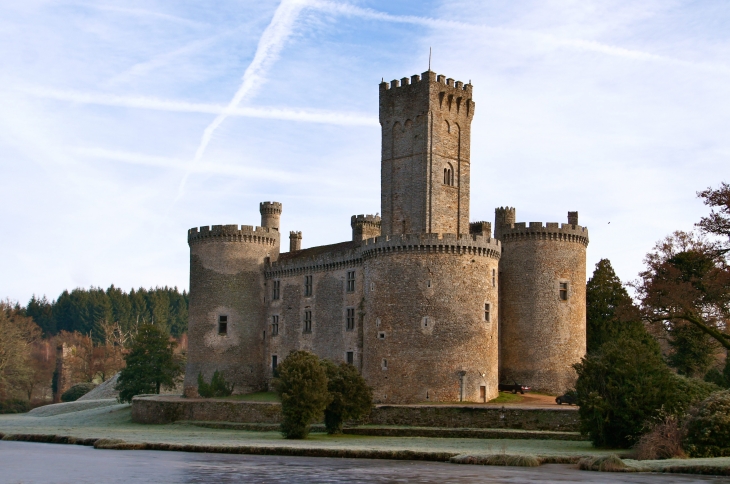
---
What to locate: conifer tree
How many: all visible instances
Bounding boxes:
[115,324,183,403]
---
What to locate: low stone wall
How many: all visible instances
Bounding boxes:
[369,405,579,432]
[132,396,579,432]
[132,396,282,425]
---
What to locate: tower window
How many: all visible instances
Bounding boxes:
[218,315,228,335]
[271,315,279,336]
[346,308,355,331]
[484,303,491,322]
[346,351,354,365]
[378,331,385,339]
[347,271,355,292]
[559,282,569,301]
[304,310,312,333]
[382,358,388,369]
[272,355,278,372]
[304,275,313,297]
[443,164,455,186]
[272,280,280,300]
[492,269,496,287]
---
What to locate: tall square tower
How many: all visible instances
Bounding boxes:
[379,71,475,236]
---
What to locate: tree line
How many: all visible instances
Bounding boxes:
[24,285,188,340]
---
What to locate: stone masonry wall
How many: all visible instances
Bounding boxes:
[184,225,280,396]
[379,72,473,236]
[498,221,588,394]
[361,234,501,404]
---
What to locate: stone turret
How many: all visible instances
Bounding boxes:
[260,201,282,231]
[351,214,381,242]
[289,231,302,252]
[494,207,516,240]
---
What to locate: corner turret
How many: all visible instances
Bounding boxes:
[351,214,381,243]
[260,201,282,231]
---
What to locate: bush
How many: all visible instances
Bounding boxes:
[0,399,31,414]
[574,336,715,448]
[322,360,373,434]
[704,359,730,389]
[61,382,97,402]
[273,351,330,439]
[197,371,234,398]
[632,414,686,460]
[684,390,730,457]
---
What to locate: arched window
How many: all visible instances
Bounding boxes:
[443,164,455,186]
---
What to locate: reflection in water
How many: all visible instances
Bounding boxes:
[0,441,725,484]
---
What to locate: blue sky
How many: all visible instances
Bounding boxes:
[1,0,728,303]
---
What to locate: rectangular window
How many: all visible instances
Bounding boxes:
[218,315,228,335]
[559,282,569,301]
[347,271,355,292]
[304,310,312,333]
[492,269,496,287]
[346,308,355,331]
[271,315,279,336]
[272,355,278,372]
[346,351,354,365]
[272,280,280,300]
[304,275,313,297]
[484,303,491,322]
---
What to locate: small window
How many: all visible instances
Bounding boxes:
[271,315,279,336]
[370,282,375,292]
[559,282,569,301]
[347,271,355,292]
[304,275,313,297]
[382,358,388,369]
[272,355,278,372]
[484,303,491,322]
[443,164,454,186]
[218,315,228,335]
[346,351,354,365]
[426,280,431,288]
[272,280,280,300]
[346,308,355,331]
[378,331,385,339]
[304,310,312,333]
[492,269,496,287]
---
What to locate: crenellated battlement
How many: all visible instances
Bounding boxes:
[351,214,381,226]
[361,232,501,260]
[259,201,282,214]
[188,224,280,246]
[351,214,382,243]
[266,246,362,279]
[499,222,589,247]
[380,71,472,94]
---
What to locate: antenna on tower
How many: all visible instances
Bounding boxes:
[428,47,432,71]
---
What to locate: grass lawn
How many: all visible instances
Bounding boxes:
[488,392,524,404]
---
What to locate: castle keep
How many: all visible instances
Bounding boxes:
[184,70,589,403]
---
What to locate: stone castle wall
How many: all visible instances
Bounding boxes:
[184,224,280,396]
[361,233,501,404]
[497,217,588,394]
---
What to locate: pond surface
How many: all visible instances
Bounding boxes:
[0,441,725,483]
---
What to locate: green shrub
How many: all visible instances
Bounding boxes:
[704,359,730,389]
[61,382,96,402]
[321,360,373,434]
[684,390,730,457]
[273,351,330,439]
[574,336,715,448]
[197,371,234,398]
[0,399,31,414]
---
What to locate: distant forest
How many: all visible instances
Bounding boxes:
[24,285,188,340]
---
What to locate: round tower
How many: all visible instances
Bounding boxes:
[260,202,282,231]
[496,210,588,394]
[494,206,516,240]
[184,223,280,396]
[361,233,501,403]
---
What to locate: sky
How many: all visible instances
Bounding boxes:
[1,0,729,304]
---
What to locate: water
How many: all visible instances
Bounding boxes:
[0,441,725,483]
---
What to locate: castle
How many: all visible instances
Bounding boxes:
[184,70,589,403]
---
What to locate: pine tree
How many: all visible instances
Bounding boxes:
[115,324,183,403]
[586,259,647,353]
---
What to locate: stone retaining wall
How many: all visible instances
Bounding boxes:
[132,396,579,432]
